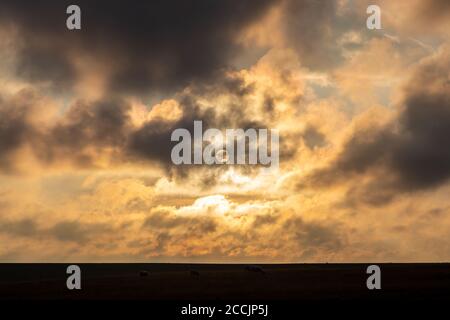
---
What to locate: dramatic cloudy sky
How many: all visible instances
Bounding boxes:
[0,0,449,262]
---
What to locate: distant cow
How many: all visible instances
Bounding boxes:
[190,270,200,277]
[244,265,265,274]
[139,270,149,277]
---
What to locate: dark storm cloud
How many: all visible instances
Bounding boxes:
[0,96,135,170]
[304,51,450,203]
[16,46,76,90]
[0,0,277,94]
[35,98,131,166]
[0,100,29,158]
[389,92,450,190]
[0,0,278,174]
[127,104,266,176]
[127,96,206,166]
[127,82,270,174]
[0,69,271,175]
[0,90,37,172]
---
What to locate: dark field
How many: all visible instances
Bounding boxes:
[0,263,449,301]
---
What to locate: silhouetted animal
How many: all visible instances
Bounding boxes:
[139,270,149,277]
[244,265,265,274]
[190,270,200,277]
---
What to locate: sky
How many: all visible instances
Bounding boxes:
[0,0,449,262]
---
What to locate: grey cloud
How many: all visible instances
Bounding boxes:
[302,126,327,149]
[0,217,112,243]
[0,90,38,172]
[0,218,39,237]
[142,210,218,235]
[16,46,76,91]
[37,98,131,166]
[252,213,279,228]
[283,217,345,251]
[47,221,112,243]
[281,0,370,70]
[304,50,450,204]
